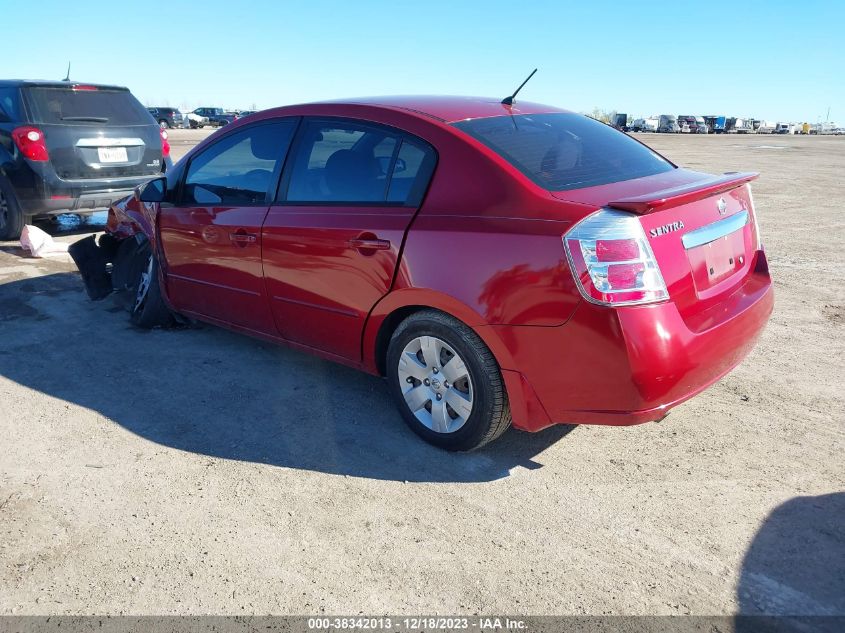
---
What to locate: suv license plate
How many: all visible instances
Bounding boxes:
[97,147,128,163]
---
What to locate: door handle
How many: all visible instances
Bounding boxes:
[229,231,257,245]
[349,238,391,251]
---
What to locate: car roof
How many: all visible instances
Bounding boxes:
[306,95,569,123]
[0,79,129,91]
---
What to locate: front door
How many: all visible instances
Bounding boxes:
[262,118,436,361]
[159,118,298,333]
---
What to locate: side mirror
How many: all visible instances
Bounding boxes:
[138,177,167,203]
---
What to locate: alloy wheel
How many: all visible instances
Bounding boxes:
[133,255,153,314]
[397,335,474,434]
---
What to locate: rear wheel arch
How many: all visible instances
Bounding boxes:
[365,292,517,376]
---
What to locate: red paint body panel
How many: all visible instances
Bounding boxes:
[159,203,276,333]
[261,204,412,361]
[102,96,773,435]
[491,251,773,430]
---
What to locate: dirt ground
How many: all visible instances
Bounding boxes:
[1,130,843,616]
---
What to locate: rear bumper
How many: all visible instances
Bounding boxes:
[20,189,137,216]
[13,159,171,217]
[497,251,774,431]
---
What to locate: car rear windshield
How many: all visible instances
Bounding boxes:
[454,113,673,191]
[24,87,153,126]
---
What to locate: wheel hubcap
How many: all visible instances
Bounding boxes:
[133,255,153,313]
[397,335,474,434]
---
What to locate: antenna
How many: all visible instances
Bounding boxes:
[501,68,537,106]
[62,62,71,82]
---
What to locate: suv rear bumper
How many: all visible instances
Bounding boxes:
[496,250,774,431]
[12,159,171,218]
[19,189,138,217]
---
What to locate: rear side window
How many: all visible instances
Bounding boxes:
[0,87,22,121]
[182,119,297,206]
[24,87,153,126]
[284,119,435,206]
[453,113,673,191]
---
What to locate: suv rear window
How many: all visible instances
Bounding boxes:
[453,113,673,191]
[24,87,153,126]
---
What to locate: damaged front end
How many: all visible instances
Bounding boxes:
[68,189,175,328]
[68,193,155,301]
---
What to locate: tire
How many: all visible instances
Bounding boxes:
[0,176,26,241]
[386,310,511,451]
[127,240,173,328]
[158,119,170,129]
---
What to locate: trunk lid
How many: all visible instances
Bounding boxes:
[556,169,762,321]
[22,85,164,180]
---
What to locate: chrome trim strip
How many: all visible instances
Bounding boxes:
[682,210,749,249]
[75,137,145,147]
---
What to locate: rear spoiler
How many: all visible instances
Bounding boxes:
[608,172,759,214]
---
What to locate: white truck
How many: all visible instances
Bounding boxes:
[756,120,777,134]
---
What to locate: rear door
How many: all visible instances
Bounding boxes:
[22,85,163,180]
[158,118,298,332]
[262,117,436,361]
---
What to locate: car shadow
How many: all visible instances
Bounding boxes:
[736,492,845,632]
[0,272,574,483]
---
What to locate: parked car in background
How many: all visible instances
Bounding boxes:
[147,107,184,129]
[775,123,795,134]
[0,79,171,240]
[192,107,235,127]
[234,110,258,121]
[70,96,772,451]
[185,111,210,128]
[657,114,680,133]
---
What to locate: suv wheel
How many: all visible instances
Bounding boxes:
[158,119,170,129]
[0,176,26,241]
[386,310,511,451]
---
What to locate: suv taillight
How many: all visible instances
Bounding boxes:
[563,209,668,306]
[159,128,170,158]
[12,126,49,161]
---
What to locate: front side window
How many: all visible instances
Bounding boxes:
[182,119,297,206]
[284,119,435,205]
[452,113,673,191]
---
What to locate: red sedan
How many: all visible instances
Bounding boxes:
[70,96,773,451]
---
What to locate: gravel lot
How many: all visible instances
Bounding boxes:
[1,130,843,616]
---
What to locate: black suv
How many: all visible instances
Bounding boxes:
[0,80,171,240]
[147,106,184,129]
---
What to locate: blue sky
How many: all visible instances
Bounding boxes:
[1,0,842,122]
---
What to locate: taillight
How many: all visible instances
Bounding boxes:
[12,126,49,161]
[159,128,170,157]
[563,209,668,306]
